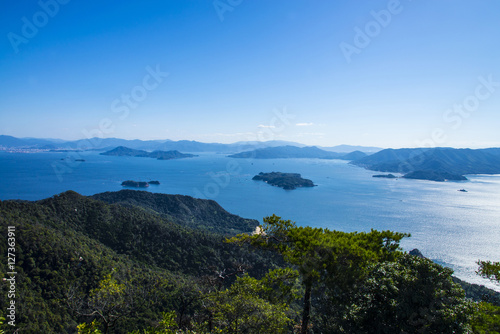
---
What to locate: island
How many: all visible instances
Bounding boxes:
[121,180,150,188]
[101,146,197,160]
[148,180,160,185]
[372,174,397,178]
[252,172,316,190]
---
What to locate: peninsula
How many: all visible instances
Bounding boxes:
[229,145,346,159]
[351,147,500,181]
[101,146,197,160]
[252,172,316,190]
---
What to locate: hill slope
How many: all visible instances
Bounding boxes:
[351,147,500,180]
[91,189,258,235]
[0,190,279,333]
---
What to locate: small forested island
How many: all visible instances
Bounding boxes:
[252,172,316,190]
[121,180,161,187]
[372,174,397,178]
[101,146,197,160]
[121,180,150,187]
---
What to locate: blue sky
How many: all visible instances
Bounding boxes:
[1,0,500,148]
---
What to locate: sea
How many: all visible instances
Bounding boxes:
[1,151,499,291]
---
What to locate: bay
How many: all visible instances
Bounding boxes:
[1,151,499,291]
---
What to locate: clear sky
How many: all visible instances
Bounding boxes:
[1,0,500,148]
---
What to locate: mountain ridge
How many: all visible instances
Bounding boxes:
[351,147,500,181]
[227,145,366,160]
[0,135,381,154]
[0,190,278,332]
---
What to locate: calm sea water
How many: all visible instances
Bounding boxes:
[1,151,499,291]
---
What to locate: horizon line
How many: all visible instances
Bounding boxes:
[2,134,500,150]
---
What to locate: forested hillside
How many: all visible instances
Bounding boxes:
[0,191,281,333]
[351,147,500,176]
[0,190,499,333]
[91,190,258,235]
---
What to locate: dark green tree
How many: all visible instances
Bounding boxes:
[473,259,500,333]
[477,260,500,283]
[203,271,297,333]
[68,270,158,334]
[470,301,500,334]
[330,253,473,333]
[229,214,408,333]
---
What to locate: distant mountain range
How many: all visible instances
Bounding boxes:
[320,144,382,153]
[100,146,197,160]
[0,135,382,154]
[351,147,500,181]
[228,145,368,160]
[3,135,500,182]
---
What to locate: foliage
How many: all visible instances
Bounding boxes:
[127,311,178,334]
[471,302,500,334]
[0,191,280,333]
[127,268,299,334]
[0,191,487,333]
[477,260,500,283]
[322,253,474,333]
[229,214,409,333]
[69,271,157,334]
[92,190,258,235]
[229,214,407,280]
[202,271,296,333]
[78,320,103,334]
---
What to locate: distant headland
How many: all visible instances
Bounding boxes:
[101,146,197,160]
[228,145,367,160]
[351,147,500,182]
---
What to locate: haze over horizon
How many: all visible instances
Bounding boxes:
[1,1,500,149]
